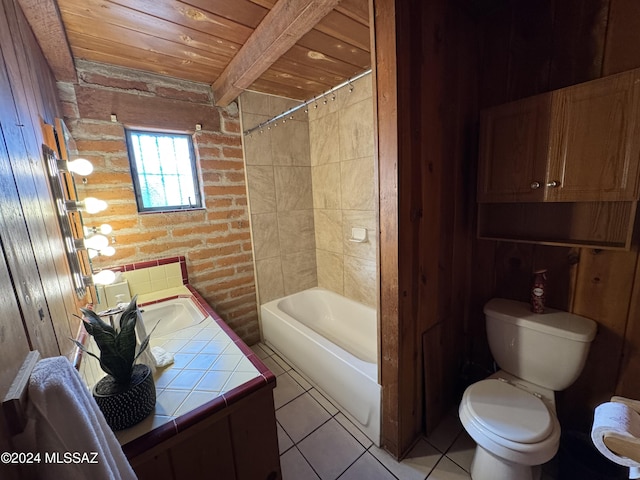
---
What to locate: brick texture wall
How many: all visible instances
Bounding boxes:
[57,60,259,344]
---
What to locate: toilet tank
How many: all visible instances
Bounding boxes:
[484,298,597,391]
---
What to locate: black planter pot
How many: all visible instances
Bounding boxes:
[93,364,156,431]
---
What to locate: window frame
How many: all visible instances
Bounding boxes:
[125,129,203,213]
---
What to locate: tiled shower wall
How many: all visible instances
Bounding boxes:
[240,74,377,307]
[241,93,317,304]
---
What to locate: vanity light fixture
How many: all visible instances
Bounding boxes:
[84,223,113,236]
[84,269,117,286]
[64,197,108,214]
[88,246,116,259]
[57,158,94,176]
[75,234,109,251]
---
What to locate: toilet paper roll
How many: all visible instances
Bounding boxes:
[591,402,640,468]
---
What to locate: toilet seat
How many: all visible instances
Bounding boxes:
[465,379,553,443]
[459,378,561,466]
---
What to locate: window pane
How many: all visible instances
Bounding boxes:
[126,130,202,212]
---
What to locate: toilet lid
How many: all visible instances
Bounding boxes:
[465,379,553,444]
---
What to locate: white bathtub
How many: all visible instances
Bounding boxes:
[261,287,381,445]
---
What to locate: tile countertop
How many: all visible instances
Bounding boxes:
[77,284,275,459]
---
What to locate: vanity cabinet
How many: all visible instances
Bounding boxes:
[477,68,640,250]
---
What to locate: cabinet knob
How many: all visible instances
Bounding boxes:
[530,181,541,190]
[546,180,560,188]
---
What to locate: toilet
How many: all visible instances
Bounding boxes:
[459,298,597,480]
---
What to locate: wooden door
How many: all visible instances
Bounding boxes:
[547,69,640,201]
[477,92,551,202]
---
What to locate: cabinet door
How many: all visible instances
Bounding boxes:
[547,70,640,201]
[477,93,551,202]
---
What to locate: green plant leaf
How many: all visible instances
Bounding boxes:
[76,295,159,384]
[80,307,116,335]
[70,338,100,362]
[118,295,139,331]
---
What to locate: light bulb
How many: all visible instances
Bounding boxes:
[84,234,109,250]
[67,158,94,176]
[100,246,116,256]
[88,250,98,259]
[93,270,116,285]
[99,223,113,234]
[82,197,107,214]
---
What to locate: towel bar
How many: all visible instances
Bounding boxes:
[2,350,41,435]
[603,396,640,464]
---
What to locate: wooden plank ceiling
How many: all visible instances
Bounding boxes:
[53,0,371,102]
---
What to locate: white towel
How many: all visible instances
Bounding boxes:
[591,402,640,468]
[151,346,174,368]
[132,307,157,374]
[14,356,136,480]
[129,305,173,370]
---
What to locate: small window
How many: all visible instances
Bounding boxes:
[125,130,202,212]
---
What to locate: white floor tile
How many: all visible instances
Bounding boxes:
[297,419,365,480]
[277,393,331,443]
[259,342,275,355]
[426,412,463,453]
[338,452,396,480]
[335,413,372,448]
[263,355,286,376]
[251,343,270,359]
[370,439,441,480]
[427,456,471,479]
[271,353,292,372]
[289,369,313,390]
[273,373,306,409]
[309,389,339,416]
[277,422,295,454]
[445,431,475,473]
[281,447,320,480]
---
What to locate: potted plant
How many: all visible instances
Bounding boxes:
[73,296,156,431]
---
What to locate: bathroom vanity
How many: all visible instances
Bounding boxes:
[75,258,280,480]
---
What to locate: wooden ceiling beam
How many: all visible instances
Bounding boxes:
[17,0,77,82]
[213,0,341,106]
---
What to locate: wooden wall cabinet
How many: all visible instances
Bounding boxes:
[479,69,640,203]
[478,69,640,250]
[478,93,552,202]
[548,69,640,202]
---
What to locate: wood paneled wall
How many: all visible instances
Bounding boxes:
[0,0,80,476]
[375,0,640,458]
[470,0,640,431]
[374,0,477,457]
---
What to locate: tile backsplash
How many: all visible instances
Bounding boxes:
[95,256,188,309]
[122,262,184,297]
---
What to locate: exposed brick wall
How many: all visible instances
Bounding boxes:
[57,60,259,344]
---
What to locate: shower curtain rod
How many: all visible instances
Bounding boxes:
[242,68,373,136]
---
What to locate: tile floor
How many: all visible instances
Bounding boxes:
[251,342,561,480]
